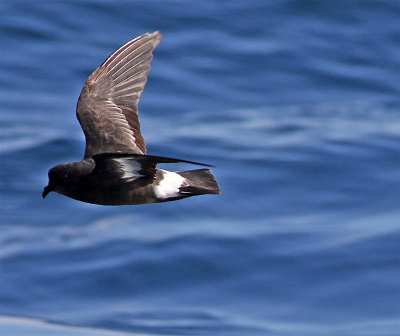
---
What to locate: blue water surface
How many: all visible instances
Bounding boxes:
[1,1,400,335]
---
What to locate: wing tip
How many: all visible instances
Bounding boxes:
[149,30,162,39]
[148,31,163,46]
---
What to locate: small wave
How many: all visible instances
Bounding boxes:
[0,315,141,336]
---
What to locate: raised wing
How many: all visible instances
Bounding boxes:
[76,31,162,158]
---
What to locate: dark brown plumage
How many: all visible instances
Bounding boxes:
[43,32,220,205]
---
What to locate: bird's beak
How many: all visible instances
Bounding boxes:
[42,185,53,199]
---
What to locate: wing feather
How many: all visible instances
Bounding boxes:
[76,31,162,158]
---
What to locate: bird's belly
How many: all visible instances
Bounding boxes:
[60,180,159,206]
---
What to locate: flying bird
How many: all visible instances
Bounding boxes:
[43,31,220,205]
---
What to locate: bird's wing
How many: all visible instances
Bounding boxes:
[91,152,213,184]
[76,31,162,158]
[92,154,156,185]
[93,153,214,167]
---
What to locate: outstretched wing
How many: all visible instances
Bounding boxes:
[76,31,162,158]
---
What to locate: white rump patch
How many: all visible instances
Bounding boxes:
[154,170,187,199]
[114,158,142,181]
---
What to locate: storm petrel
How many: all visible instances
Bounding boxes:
[43,32,220,205]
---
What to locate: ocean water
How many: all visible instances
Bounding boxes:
[1,1,400,335]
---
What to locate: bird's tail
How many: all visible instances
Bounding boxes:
[177,169,221,195]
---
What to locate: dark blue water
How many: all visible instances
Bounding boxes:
[1,1,400,335]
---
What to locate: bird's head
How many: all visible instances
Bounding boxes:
[42,163,80,199]
[43,159,95,199]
